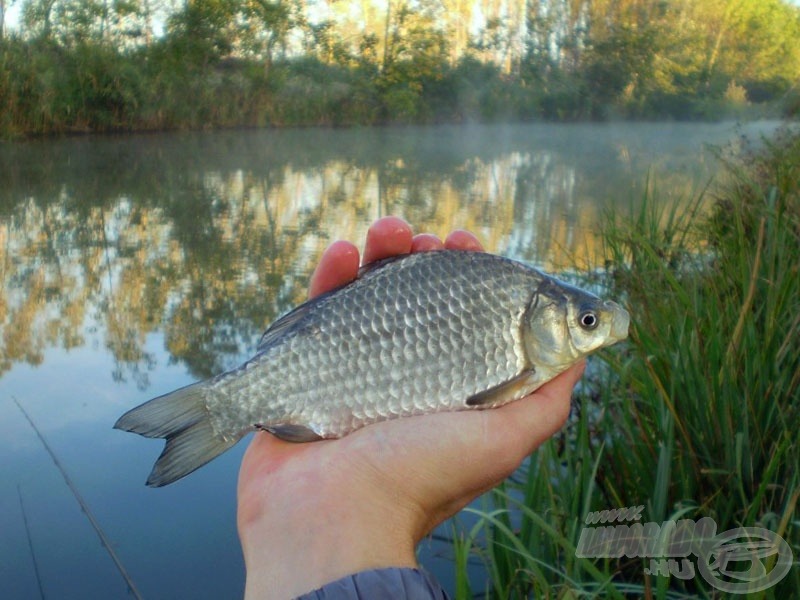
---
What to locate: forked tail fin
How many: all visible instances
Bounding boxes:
[114,382,242,487]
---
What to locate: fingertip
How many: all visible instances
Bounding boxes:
[363,216,414,264]
[561,360,587,388]
[411,233,444,253]
[487,361,586,464]
[309,240,360,298]
[326,239,361,261]
[529,361,585,412]
[444,230,483,251]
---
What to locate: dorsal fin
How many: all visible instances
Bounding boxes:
[257,253,415,352]
[356,253,412,277]
[256,295,324,351]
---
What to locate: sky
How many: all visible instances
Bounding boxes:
[4,0,800,35]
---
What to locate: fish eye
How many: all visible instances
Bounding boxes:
[579,310,599,330]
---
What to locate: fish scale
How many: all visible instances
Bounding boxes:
[115,250,630,486]
[276,255,524,426]
[220,251,534,438]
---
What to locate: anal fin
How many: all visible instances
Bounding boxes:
[261,423,324,443]
[466,370,537,407]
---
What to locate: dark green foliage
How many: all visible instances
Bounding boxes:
[1,0,799,136]
[269,58,380,126]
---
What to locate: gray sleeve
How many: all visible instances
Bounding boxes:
[296,567,449,599]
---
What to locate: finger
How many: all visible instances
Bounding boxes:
[487,361,585,469]
[444,229,483,251]
[531,360,585,408]
[410,233,444,253]
[362,216,414,265]
[308,240,360,299]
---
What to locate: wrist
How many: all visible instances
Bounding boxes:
[239,451,420,599]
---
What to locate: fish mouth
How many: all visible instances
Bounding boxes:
[606,301,630,342]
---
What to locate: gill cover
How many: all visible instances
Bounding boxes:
[522,276,627,373]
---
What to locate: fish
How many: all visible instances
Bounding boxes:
[115,250,630,487]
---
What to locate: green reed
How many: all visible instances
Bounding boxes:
[451,127,800,598]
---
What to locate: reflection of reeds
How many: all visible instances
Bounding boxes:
[17,484,45,600]
[13,397,144,600]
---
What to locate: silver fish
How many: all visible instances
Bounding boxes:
[115,250,629,486]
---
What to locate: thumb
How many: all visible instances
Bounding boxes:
[480,361,584,476]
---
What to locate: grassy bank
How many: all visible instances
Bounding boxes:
[0,36,795,138]
[453,128,799,597]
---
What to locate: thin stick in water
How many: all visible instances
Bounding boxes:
[13,397,143,600]
[17,484,46,600]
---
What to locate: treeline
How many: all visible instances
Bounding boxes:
[1,0,799,136]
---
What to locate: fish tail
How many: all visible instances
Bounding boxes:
[114,382,241,487]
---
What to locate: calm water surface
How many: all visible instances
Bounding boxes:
[0,121,782,598]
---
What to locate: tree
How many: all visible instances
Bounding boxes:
[166,0,239,63]
[20,0,158,45]
[239,0,296,65]
[377,1,450,120]
[21,0,58,39]
[0,0,15,39]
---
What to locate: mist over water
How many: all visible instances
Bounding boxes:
[0,121,782,598]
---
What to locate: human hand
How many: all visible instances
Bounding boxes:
[237,217,584,599]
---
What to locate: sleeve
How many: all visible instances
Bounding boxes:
[296,567,449,600]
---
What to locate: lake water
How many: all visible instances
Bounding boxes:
[0,121,783,598]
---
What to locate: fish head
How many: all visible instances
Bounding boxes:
[523,277,630,373]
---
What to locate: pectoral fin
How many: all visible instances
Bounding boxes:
[466,370,537,407]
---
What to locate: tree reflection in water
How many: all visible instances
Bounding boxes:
[0,122,762,386]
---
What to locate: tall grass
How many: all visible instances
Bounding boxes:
[453,128,800,597]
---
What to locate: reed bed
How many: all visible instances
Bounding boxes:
[452,126,800,598]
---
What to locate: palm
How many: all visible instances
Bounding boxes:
[239,369,577,539]
[236,217,582,598]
